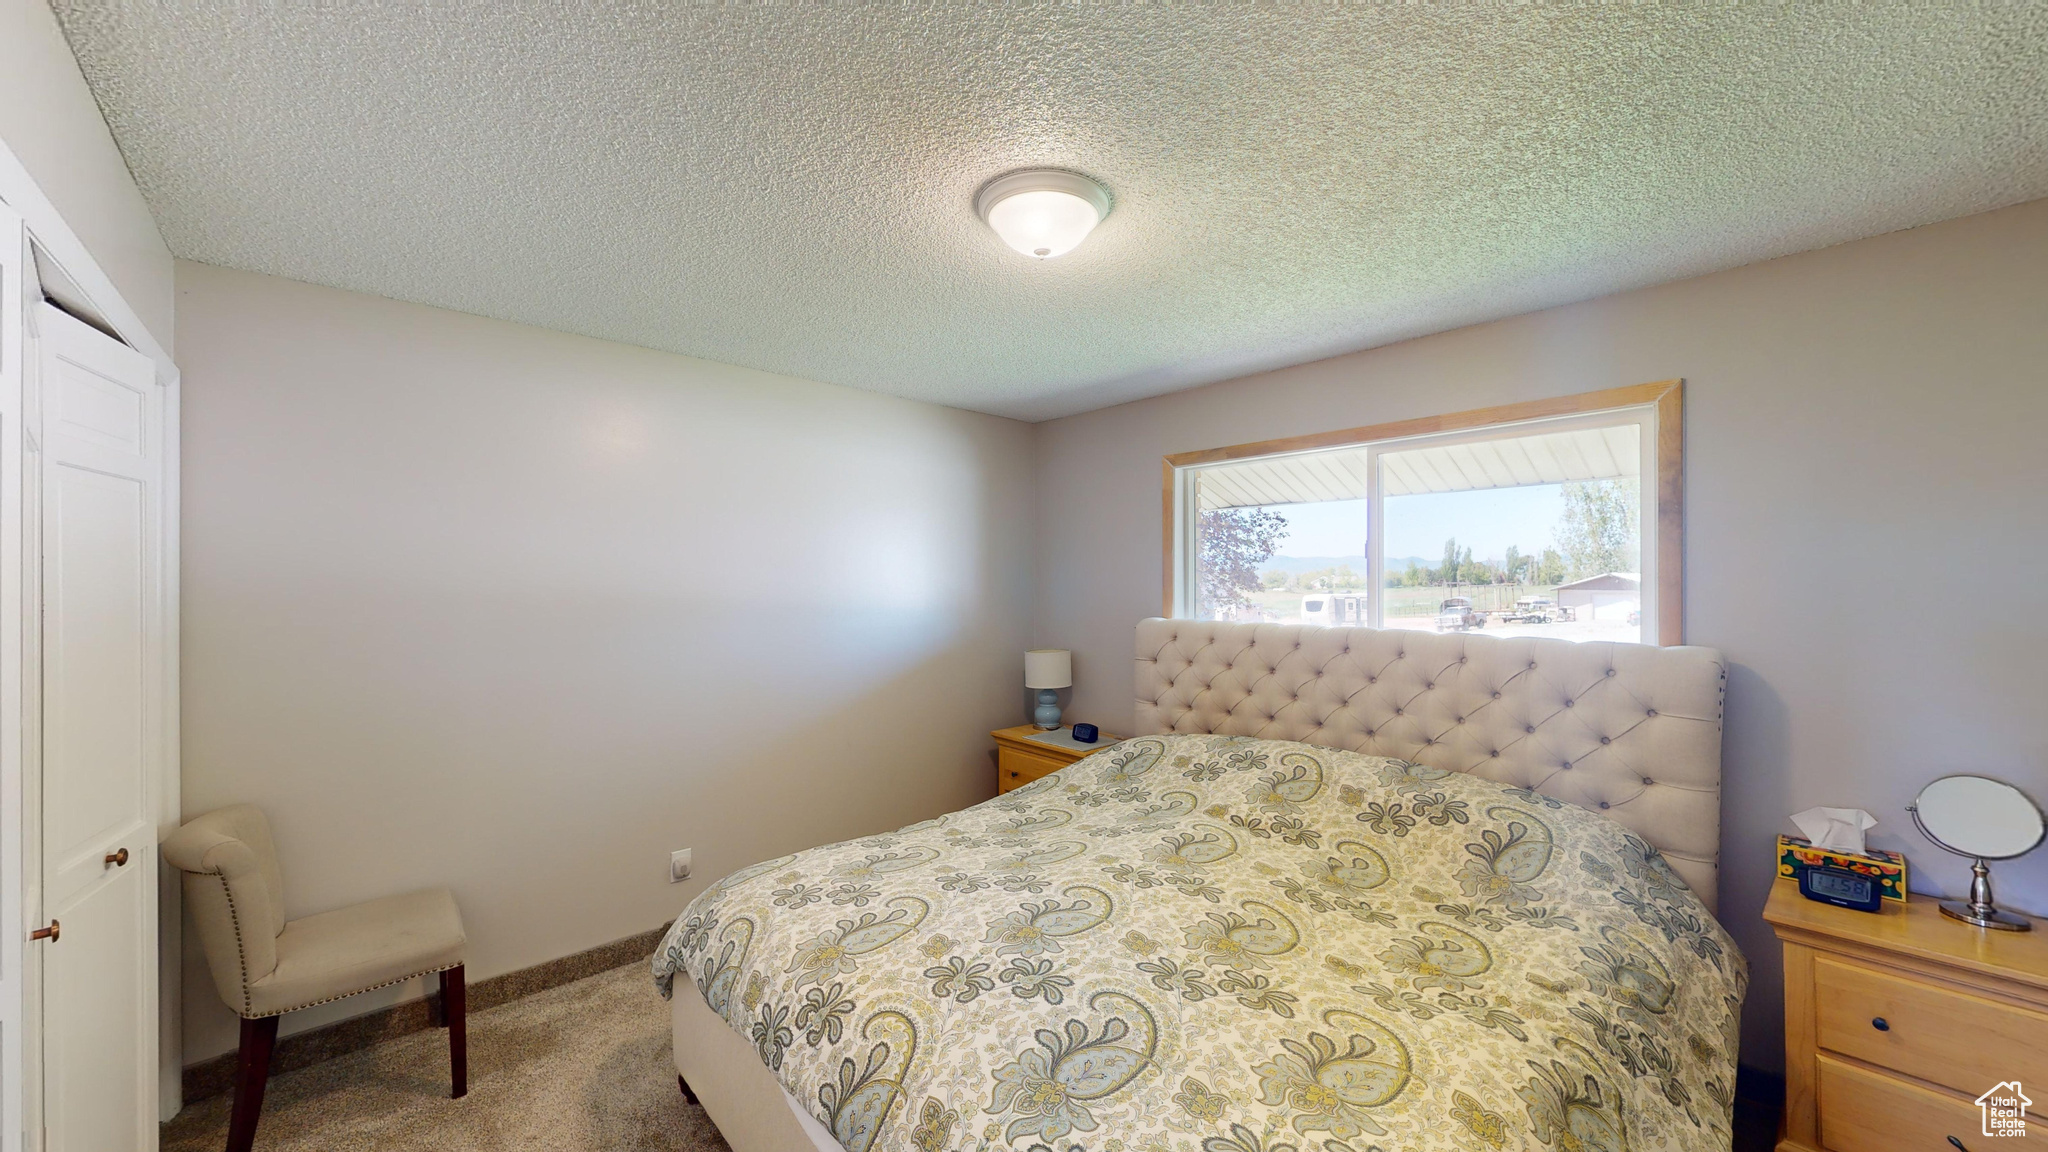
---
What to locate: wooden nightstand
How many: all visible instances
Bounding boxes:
[1764,878,2048,1152]
[991,724,1119,794]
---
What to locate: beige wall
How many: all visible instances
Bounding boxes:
[1032,197,2048,1073]
[175,262,1034,1061]
[0,0,174,350]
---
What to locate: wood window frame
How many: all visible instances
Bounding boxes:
[1161,379,1685,644]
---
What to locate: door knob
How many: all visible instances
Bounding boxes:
[28,920,58,943]
[105,848,129,867]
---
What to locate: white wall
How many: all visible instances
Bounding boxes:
[1032,197,2048,1074]
[175,261,1034,1062]
[0,0,174,351]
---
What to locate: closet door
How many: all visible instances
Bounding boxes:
[33,303,161,1151]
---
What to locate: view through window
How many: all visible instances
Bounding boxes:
[1180,395,1666,644]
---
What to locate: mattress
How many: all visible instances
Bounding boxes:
[655,734,1747,1151]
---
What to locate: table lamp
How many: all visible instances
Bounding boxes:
[1025,649,1072,730]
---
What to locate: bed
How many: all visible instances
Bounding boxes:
[656,618,1744,1151]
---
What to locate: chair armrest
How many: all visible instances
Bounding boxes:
[162,821,258,877]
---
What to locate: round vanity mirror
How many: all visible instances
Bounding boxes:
[1913,775,2047,859]
[1909,774,2046,931]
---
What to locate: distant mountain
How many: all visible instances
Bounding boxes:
[1260,554,1432,574]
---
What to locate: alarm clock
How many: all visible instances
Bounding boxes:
[1797,864,1884,912]
[1072,723,1099,744]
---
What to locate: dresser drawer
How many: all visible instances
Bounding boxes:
[1817,1054,1989,1152]
[1816,955,2048,1112]
[997,746,1067,793]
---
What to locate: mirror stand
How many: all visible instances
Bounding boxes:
[1940,857,2033,931]
[1910,795,2037,932]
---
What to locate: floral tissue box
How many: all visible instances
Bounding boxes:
[1777,834,1908,902]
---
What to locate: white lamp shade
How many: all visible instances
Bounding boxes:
[986,190,1100,258]
[975,170,1111,259]
[1024,649,1072,689]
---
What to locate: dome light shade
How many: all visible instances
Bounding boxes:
[975,169,1111,259]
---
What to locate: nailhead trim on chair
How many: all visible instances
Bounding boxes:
[240,964,463,1020]
[212,872,255,1017]
[201,858,460,1018]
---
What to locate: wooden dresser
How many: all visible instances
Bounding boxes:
[1764,878,2048,1152]
[991,724,1118,793]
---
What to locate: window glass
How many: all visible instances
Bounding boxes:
[1182,407,1655,643]
[1194,482,1368,624]
[1380,423,1642,642]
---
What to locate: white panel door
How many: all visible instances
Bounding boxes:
[0,206,28,1152]
[33,304,160,1152]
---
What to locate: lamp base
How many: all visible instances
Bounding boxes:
[1936,857,2033,930]
[1032,688,1062,731]
[1939,900,2033,931]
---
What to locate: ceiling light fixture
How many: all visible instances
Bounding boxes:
[975,169,1111,259]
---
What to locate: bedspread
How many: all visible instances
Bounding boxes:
[654,734,1746,1152]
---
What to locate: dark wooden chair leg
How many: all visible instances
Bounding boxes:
[678,1073,699,1105]
[444,965,468,1098]
[225,1015,280,1152]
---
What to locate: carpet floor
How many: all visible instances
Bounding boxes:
[162,962,732,1152]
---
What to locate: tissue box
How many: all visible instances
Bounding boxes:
[1776,835,1908,903]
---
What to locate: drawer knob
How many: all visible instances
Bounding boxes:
[1949,1137,1968,1151]
[1870,1017,1889,1031]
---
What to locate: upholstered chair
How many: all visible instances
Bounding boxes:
[162,804,468,1152]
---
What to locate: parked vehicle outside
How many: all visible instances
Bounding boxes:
[1436,597,1485,631]
[1503,596,1560,624]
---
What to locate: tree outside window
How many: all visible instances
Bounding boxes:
[1557,478,1640,580]
[1196,507,1288,618]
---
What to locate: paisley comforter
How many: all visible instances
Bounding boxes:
[653,735,1746,1152]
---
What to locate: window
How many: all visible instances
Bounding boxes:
[1163,381,1682,645]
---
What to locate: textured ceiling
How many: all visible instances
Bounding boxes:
[53,5,2048,421]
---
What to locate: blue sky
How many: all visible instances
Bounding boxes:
[1270,485,1566,561]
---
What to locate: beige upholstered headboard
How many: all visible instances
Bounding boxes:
[1135,619,1727,914]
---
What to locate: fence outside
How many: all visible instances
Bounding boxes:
[1384,582,1553,617]
[1242,583,1565,621]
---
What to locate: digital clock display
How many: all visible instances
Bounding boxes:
[1809,870,1870,900]
[1798,865,1883,911]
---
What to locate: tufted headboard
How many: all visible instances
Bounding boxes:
[1135,618,1727,914]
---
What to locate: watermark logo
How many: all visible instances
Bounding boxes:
[1976,1081,2031,1138]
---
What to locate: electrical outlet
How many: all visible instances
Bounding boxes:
[669,849,692,883]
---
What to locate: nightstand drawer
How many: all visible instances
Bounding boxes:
[991,725,1118,794]
[1816,955,2048,1110]
[1817,1055,1986,1152]
[997,747,1067,793]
